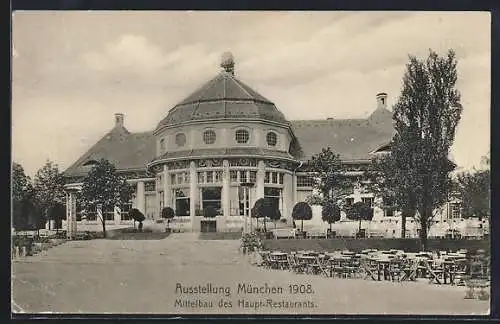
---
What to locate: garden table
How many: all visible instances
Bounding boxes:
[270,252,289,270]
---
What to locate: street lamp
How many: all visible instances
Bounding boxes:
[240,182,255,233]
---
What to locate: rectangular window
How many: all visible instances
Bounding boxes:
[171,174,176,185]
[240,170,248,183]
[121,202,133,220]
[144,181,156,192]
[362,197,374,208]
[177,173,184,184]
[278,173,284,184]
[297,175,314,187]
[198,172,205,184]
[272,172,278,184]
[215,171,223,183]
[184,172,190,183]
[174,189,190,216]
[265,172,270,183]
[451,203,461,219]
[206,171,214,183]
[230,171,238,182]
[249,171,257,183]
[264,187,283,215]
[201,187,222,215]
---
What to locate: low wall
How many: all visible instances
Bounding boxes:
[262,238,490,253]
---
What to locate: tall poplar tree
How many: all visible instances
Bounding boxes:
[391,49,462,250]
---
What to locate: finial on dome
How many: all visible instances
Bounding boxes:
[220,51,235,75]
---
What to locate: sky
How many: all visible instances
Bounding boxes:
[12,11,490,177]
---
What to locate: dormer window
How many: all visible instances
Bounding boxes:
[266,131,277,146]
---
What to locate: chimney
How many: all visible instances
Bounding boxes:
[376,93,388,110]
[115,113,124,127]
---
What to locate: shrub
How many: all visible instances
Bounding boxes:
[292,202,313,232]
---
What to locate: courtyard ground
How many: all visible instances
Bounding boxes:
[12,233,489,315]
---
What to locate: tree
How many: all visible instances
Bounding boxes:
[346,201,374,234]
[321,198,341,232]
[162,207,175,230]
[251,198,266,231]
[305,148,352,207]
[252,198,281,231]
[390,49,462,250]
[32,160,66,230]
[292,202,312,233]
[129,208,145,232]
[79,159,135,237]
[12,162,36,231]
[454,168,490,219]
[366,155,417,239]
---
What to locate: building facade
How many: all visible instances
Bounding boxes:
[63,53,465,235]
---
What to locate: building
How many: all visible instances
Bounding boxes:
[62,53,430,235]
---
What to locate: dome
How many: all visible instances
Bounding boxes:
[156,53,289,129]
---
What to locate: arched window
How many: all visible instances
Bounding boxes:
[203,130,216,144]
[235,129,249,143]
[175,133,186,147]
[266,131,277,146]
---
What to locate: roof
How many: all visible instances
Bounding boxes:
[156,71,289,129]
[150,147,295,164]
[291,109,394,161]
[64,109,393,178]
[63,125,156,177]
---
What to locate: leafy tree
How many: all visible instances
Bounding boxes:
[346,201,374,234]
[268,206,281,229]
[251,198,266,231]
[252,198,281,231]
[12,163,36,231]
[305,148,352,207]
[321,198,341,232]
[454,168,490,219]
[79,159,135,237]
[390,49,462,250]
[129,208,145,232]
[162,207,175,230]
[367,155,417,239]
[32,160,66,230]
[292,201,312,232]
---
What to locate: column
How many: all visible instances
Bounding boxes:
[68,192,77,239]
[292,173,298,206]
[189,161,197,230]
[136,181,145,214]
[222,160,230,224]
[65,192,71,237]
[163,164,172,208]
[283,172,293,221]
[256,160,265,200]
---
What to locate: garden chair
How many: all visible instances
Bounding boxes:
[287,254,304,274]
[426,260,444,284]
[399,259,418,282]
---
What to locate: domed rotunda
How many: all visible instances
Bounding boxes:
[147,53,301,232]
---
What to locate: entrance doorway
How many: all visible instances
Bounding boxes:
[200,220,217,233]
